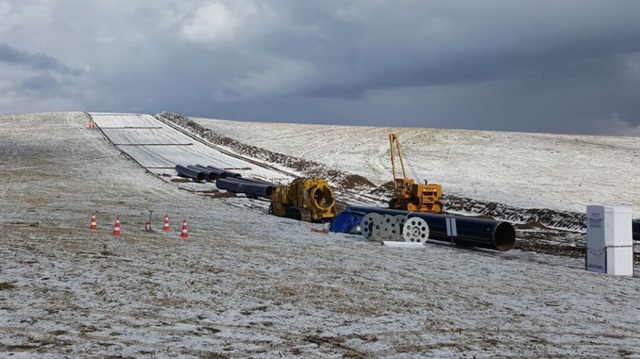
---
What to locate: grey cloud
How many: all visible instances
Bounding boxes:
[21,73,62,92]
[0,43,83,75]
[284,2,638,97]
[1,1,637,136]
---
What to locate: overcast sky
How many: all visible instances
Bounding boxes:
[0,1,638,136]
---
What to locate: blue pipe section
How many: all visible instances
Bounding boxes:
[233,177,273,185]
[216,177,274,198]
[175,165,206,182]
[205,165,241,179]
[188,165,218,181]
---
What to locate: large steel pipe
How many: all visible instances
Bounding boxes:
[216,177,274,198]
[205,165,241,179]
[233,177,274,185]
[188,165,218,181]
[175,165,206,182]
[346,206,516,251]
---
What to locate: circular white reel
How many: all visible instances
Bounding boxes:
[403,217,430,243]
[360,213,381,239]
[371,214,401,242]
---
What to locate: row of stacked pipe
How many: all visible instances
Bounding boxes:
[175,164,275,198]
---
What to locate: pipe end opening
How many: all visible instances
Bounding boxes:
[494,222,516,251]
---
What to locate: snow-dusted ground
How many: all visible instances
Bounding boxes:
[1,112,639,358]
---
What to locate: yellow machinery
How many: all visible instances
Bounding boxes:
[269,177,336,222]
[389,133,443,213]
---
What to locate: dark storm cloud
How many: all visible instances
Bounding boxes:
[1,1,638,136]
[21,73,61,92]
[289,2,637,99]
[170,1,637,135]
[0,43,83,75]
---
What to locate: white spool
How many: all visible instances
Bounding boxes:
[371,214,401,242]
[403,217,430,243]
[360,213,380,239]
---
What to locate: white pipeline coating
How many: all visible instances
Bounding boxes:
[382,241,425,248]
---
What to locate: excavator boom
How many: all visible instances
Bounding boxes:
[389,133,408,189]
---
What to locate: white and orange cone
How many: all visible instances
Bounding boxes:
[145,221,151,232]
[162,213,170,231]
[113,215,121,236]
[90,212,98,230]
[180,219,189,238]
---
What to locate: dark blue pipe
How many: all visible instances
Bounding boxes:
[345,206,516,251]
[175,165,206,182]
[205,165,241,179]
[233,177,273,185]
[187,165,218,181]
[216,177,274,198]
[204,165,227,179]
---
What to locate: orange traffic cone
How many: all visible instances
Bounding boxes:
[90,212,97,230]
[180,219,189,238]
[145,221,151,232]
[162,213,170,231]
[113,215,121,235]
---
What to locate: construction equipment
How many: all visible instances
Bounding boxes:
[388,133,443,213]
[269,178,336,222]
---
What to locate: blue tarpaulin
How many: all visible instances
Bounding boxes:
[329,209,365,233]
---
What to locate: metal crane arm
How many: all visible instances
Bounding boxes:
[389,133,408,189]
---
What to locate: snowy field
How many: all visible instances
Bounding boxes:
[190,116,640,217]
[1,112,639,358]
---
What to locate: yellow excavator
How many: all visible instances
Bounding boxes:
[388,133,443,213]
[269,177,336,222]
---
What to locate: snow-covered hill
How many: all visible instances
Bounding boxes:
[187,114,640,218]
[1,112,638,358]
